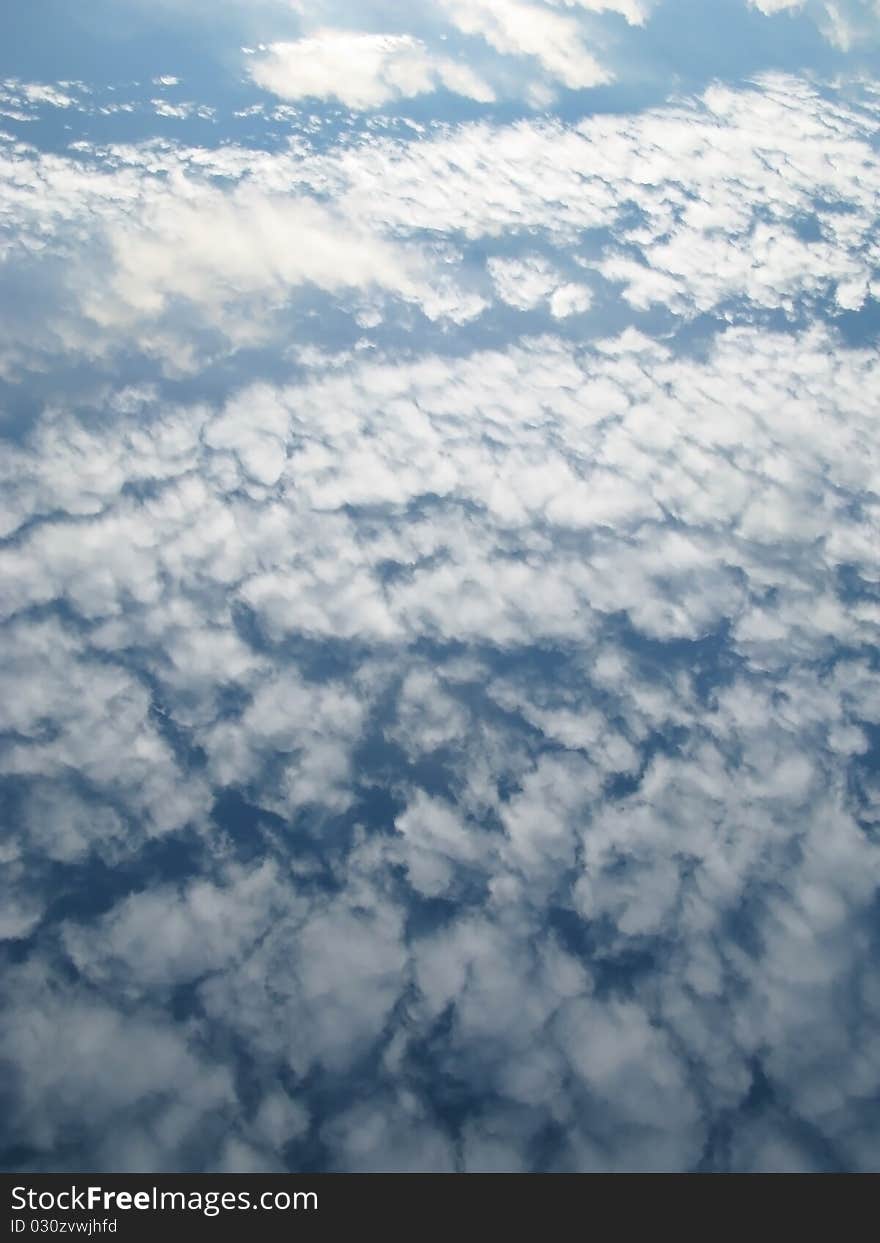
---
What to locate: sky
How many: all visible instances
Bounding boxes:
[1,0,879,1174]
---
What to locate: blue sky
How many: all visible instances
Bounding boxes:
[1,0,879,1173]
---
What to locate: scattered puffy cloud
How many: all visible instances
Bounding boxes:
[488,254,563,308]
[0,961,238,1171]
[1,73,877,377]
[3,306,880,1169]
[0,79,85,120]
[18,83,77,108]
[150,99,214,119]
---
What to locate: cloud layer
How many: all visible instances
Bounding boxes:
[3,307,880,1169]
[1,10,879,1173]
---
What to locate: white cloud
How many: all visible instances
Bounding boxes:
[321,1091,457,1172]
[549,281,591,316]
[1,963,235,1170]
[0,619,209,838]
[394,790,490,897]
[98,185,462,336]
[205,670,366,812]
[750,0,880,46]
[199,888,408,1077]
[750,0,803,11]
[554,0,651,20]
[487,254,561,308]
[3,312,880,1167]
[1,75,876,375]
[63,862,291,995]
[439,0,612,88]
[250,32,495,108]
[19,82,77,108]
[3,57,880,1173]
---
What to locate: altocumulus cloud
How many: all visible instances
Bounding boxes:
[1,74,877,380]
[1,5,879,1174]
